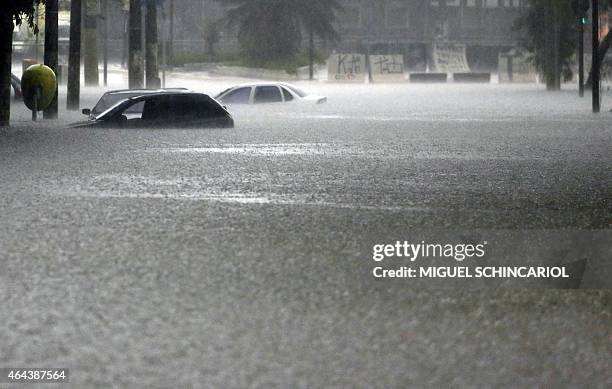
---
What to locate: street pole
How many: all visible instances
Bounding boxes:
[591,0,600,113]
[103,0,108,87]
[67,0,82,110]
[161,2,167,88]
[169,0,174,67]
[578,17,584,97]
[35,4,40,62]
[43,0,59,119]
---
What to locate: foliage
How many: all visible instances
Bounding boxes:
[515,0,612,82]
[513,0,576,81]
[218,0,341,63]
[7,0,46,34]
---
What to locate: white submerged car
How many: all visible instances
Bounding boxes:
[215,82,327,105]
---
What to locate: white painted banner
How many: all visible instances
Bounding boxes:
[328,54,366,82]
[369,55,405,82]
[433,43,470,73]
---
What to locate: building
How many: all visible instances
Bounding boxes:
[335,0,527,70]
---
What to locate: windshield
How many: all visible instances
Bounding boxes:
[91,93,144,115]
[95,98,139,121]
[283,84,308,98]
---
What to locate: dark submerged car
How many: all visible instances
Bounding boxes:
[82,88,189,120]
[70,92,234,129]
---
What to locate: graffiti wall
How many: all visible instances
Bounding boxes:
[369,55,405,82]
[432,43,470,73]
[327,54,367,82]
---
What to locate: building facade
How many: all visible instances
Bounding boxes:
[335,0,527,70]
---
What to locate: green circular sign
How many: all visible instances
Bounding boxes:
[21,64,57,112]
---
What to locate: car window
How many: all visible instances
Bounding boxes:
[169,96,200,118]
[142,96,172,121]
[281,87,294,101]
[125,101,145,115]
[221,87,251,104]
[254,86,282,103]
[193,95,229,118]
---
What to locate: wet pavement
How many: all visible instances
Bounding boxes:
[0,79,611,387]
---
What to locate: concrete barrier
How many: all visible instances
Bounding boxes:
[409,73,447,83]
[453,72,491,83]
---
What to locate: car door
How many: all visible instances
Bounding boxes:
[253,85,283,104]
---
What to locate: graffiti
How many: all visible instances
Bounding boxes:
[372,55,404,74]
[328,54,366,82]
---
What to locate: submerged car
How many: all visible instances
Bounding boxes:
[70,92,234,129]
[82,88,189,120]
[216,82,327,105]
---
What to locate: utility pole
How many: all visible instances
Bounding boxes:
[83,0,99,86]
[44,0,59,119]
[103,0,108,87]
[35,4,40,62]
[161,1,167,88]
[572,0,590,97]
[67,0,82,110]
[129,0,144,88]
[591,0,600,113]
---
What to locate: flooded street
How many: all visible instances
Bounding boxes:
[1,80,611,387]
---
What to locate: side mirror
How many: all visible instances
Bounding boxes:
[82,108,91,116]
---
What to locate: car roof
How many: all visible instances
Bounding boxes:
[104,88,188,96]
[125,92,210,101]
[226,82,298,89]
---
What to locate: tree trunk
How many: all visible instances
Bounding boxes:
[67,0,82,110]
[44,0,59,119]
[83,0,99,86]
[0,13,14,127]
[585,31,611,89]
[145,0,160,88]
[544,2,553,90]
[168,0,174,67]
[129,0,144,89]
[308,30,314,81]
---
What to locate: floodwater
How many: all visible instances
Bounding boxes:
[1,70,611,387]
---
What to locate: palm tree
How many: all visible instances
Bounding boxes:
[221,0,341,74]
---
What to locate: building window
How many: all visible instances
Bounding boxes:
[484,0,498,7]
[386,2,409,28]
[338,6,361,28]
[446,0,461,6]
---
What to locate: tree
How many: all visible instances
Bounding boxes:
[0,0,45,126]
[67,0,81,110]
[516,0,612,90]
[145,0,160,88]
[129,0,144,88]
[201,21,220,59]
[220,0,341,67]
[514,0,575,90]
[294,1,342,80]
